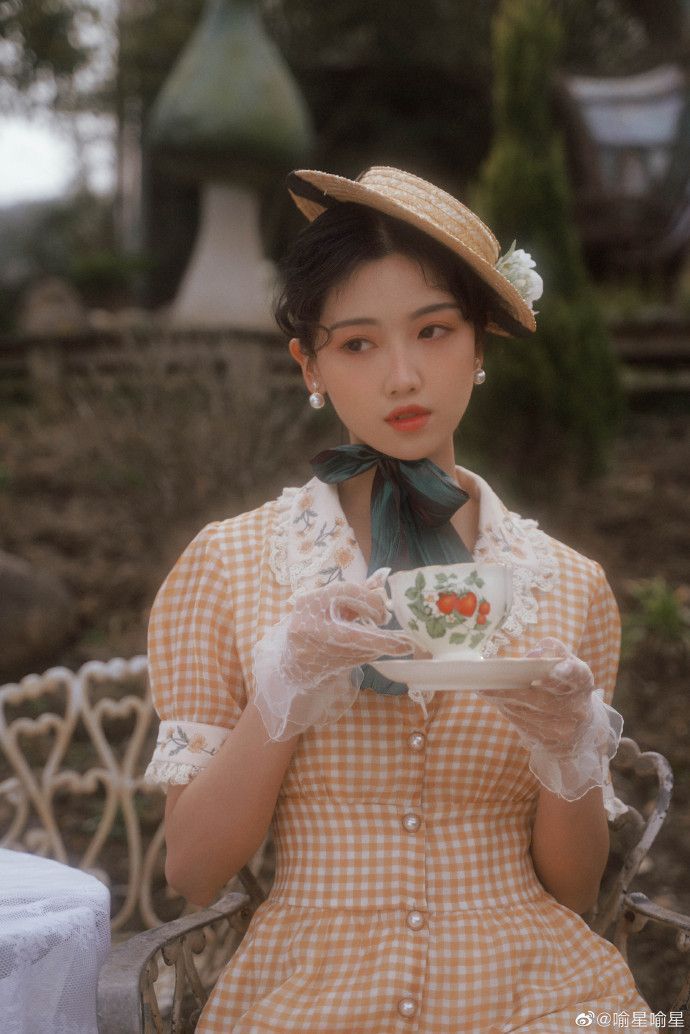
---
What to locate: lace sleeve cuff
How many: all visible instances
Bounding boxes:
[144,720,230,787]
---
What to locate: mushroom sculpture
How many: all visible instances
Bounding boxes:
[147,0,313,329]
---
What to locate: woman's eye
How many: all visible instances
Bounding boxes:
[342,338,372,353]
[419,324,448,340]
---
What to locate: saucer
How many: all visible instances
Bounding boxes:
[370,657,558,692]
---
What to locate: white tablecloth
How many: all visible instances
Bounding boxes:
[0,849,111,1034]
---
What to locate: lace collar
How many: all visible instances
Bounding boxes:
[268,466,558,653]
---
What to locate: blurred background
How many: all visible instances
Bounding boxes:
[1,0,689,1005]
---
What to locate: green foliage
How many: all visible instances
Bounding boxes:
[676,257,690,316]
[0,190,114,279]
[262,0,497,185]
[2,0,686,315]
[475,0,585,296]
[0,0,100,110]
[69,251,152,307]
[622,578,690,659]
[3,0,683,126]
[466,0,623,495]
[116,0,205,114]
[0,283,22,335]
[553,0,682,74]
[594,277,670,321]
[0,191,149,323]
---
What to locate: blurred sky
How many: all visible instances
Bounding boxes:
[0,114,114,207]
[0,0,116,208]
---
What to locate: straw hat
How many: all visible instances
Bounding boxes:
[287,166,539,338]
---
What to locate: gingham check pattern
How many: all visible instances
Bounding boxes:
[146,485,648,1032]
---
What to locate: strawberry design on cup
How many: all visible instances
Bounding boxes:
[436,593,457,615]
[435,590,491,622]
[454,592,477,617]
[388,563,511,660]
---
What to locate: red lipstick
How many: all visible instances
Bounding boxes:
[384,405,431,432]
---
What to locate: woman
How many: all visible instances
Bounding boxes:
[145,167,650,1032]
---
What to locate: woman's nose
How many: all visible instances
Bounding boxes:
[384,346,422,396]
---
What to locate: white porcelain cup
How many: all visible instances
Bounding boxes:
[387,562,513,660]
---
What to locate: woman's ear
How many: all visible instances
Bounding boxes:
[474,328,485,367]
[288,338,322,395]
[288,338,311,391]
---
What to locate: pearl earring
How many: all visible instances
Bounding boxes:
[473,367,486,385]
[308,386,325,409]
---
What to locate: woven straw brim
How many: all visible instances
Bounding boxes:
[287,167,536,338]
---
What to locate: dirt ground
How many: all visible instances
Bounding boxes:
[1,389,688,1012]
[536,400,690,1012]
[537,402,690,895]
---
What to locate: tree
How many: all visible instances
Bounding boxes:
[3,0,687,317]
[4,1,686,183]
[4,0,687,119]
[0,0,104,113]
[262,0,495,182]
[463,0,623,496]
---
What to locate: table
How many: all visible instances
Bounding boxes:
[0,849,111,1034]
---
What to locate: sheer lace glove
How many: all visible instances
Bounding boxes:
[252,568,414,740]
[482,637,623,800]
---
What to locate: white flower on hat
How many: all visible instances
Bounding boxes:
[495,241,543,310]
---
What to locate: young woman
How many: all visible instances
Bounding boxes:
[145,167,650,1032]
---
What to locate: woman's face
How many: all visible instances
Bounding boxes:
[290,252,481,471]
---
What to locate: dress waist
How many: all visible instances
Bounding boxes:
[270,795,545,911]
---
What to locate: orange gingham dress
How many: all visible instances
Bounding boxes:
[145,466,650,1033]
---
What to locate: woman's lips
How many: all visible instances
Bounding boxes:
[385,406,431,432]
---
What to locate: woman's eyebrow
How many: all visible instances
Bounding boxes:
[325,316,378,331]
[411,302,461,319]
[326,302,460,332]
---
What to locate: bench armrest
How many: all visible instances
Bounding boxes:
[615,891,690,1017]
[97,890,255,1034]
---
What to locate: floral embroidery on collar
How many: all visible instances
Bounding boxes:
[458,466,558,655]
[268,468,557,651]
[269,479,367,593]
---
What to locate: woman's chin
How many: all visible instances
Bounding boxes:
[349,428,449,463]
[381,434,450,466]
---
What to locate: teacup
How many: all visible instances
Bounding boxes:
[387,562,513,660]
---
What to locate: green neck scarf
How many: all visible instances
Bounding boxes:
[311,444,473,696]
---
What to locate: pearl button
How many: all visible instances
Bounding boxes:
[408,731,425,752]
[402,812,421,833]
[406,909,425,930]
[398,998,417,1019]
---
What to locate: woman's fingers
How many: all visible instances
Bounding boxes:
[547,656,594,693]
[331,591,389,626]
[526,637,569,660]
[380,632,416,655]
[344,625,413,657]
[366,567,392,590]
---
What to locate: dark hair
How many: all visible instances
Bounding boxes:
[274,202,493,357]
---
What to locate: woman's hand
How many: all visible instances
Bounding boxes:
[252,569,414,740]
[281,568,415,683]
[482,637,623,800]
[482,638,596,752]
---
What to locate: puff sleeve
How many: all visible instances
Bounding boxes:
[577,562,627,821]
[144,522,246,788]
[577,562,621,709]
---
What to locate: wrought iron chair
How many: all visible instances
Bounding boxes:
[1,659,688,1032]
[0,656,269,933]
